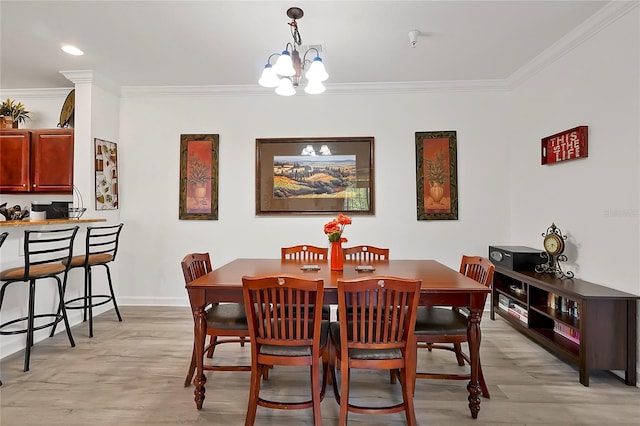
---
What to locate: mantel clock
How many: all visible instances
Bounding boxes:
[535,223,574,278]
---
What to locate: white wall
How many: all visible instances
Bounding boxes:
[117,89,510,305]
[508,7,639,294]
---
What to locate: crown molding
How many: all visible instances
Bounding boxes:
[507,1,638,88]
[120,79,509,98]
[60,70,120,95]
[0,88,71,100]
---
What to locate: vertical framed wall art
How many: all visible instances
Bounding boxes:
[95,138,118,209]
[415,131,458,220]
[179,134,218,220]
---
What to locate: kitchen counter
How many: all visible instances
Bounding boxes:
[0,218,106,227]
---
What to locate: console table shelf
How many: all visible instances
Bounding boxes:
[491,266,638,386]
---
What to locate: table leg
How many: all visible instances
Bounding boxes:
[466,308,482,419]
[193,306,207,409]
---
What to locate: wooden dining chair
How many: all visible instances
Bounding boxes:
[182,253,250,387]
[281,244,328,261]
[342,245,389,262]
[330,276,421,426]
[413,255,495,398]
[281,245,330,320]
[241,274,330,426]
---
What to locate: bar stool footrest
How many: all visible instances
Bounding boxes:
[0,314,64,335]
[64,294,113,310]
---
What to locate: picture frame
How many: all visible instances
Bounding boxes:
[415,131,458,220]
[179,134,219,220]
[94,138,118,210]
[256,137,375,215]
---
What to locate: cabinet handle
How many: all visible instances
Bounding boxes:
[32,184,36,188]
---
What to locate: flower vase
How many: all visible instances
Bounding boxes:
[330,241,344,271]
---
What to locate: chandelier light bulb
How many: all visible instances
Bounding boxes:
[273,51,296,77]
[304,80,326,95]
[275,77,296,96]
[304,57,328,82]
[258,64,281,88]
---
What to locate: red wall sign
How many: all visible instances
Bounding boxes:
[541,126,588,165]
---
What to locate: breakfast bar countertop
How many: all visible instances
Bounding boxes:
[0,218,107,227]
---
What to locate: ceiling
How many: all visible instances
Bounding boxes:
[0,1,610,90]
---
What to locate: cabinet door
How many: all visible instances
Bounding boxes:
[0,129,30,192]
[31,129,74,193]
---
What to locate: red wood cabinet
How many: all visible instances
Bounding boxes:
[0,129,31,192]
[0,128,74,193]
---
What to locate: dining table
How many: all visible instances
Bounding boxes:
[186,258,491,419]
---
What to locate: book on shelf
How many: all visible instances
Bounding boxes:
[507,307,528,324]
[498,294,511,311]
[498,294,528,324]
[553,321,580,344]
[547,293,580,319]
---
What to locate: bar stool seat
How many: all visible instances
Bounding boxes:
[0,227,79,373]
[1,263,66,280]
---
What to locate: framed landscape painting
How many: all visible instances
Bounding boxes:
[255,137,374,215]
[179,134,218,220]
[415,131,458,220]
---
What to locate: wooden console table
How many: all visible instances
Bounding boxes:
[491,266,638,386]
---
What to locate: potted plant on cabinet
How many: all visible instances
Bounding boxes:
[0,98,30,128]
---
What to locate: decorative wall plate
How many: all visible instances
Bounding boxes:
[58,89,75,128]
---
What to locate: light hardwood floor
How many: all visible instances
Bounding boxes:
[1,306,638,425]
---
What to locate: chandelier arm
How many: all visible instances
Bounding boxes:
[302,47,320,67]
[267,52,281,65]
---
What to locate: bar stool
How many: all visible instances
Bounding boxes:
[0,226,79,372]
[52,223,124,338]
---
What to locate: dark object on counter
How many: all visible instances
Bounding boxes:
[0,204,29,221]
[31,201,72,219]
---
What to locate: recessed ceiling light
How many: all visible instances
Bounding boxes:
[61,45,84,56]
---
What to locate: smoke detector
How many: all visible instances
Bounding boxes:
[408,30,420,47]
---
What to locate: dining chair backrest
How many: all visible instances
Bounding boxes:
[343,245,389,262]
[459,255,494,289]
[281,245,328,261]
[181,252,212,284]
[242,274,324,351]
[337,276,420,350]
[20,227,79,280]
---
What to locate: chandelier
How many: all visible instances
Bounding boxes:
[258,7,329,96]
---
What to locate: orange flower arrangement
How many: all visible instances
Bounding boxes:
[324,213,352,243]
